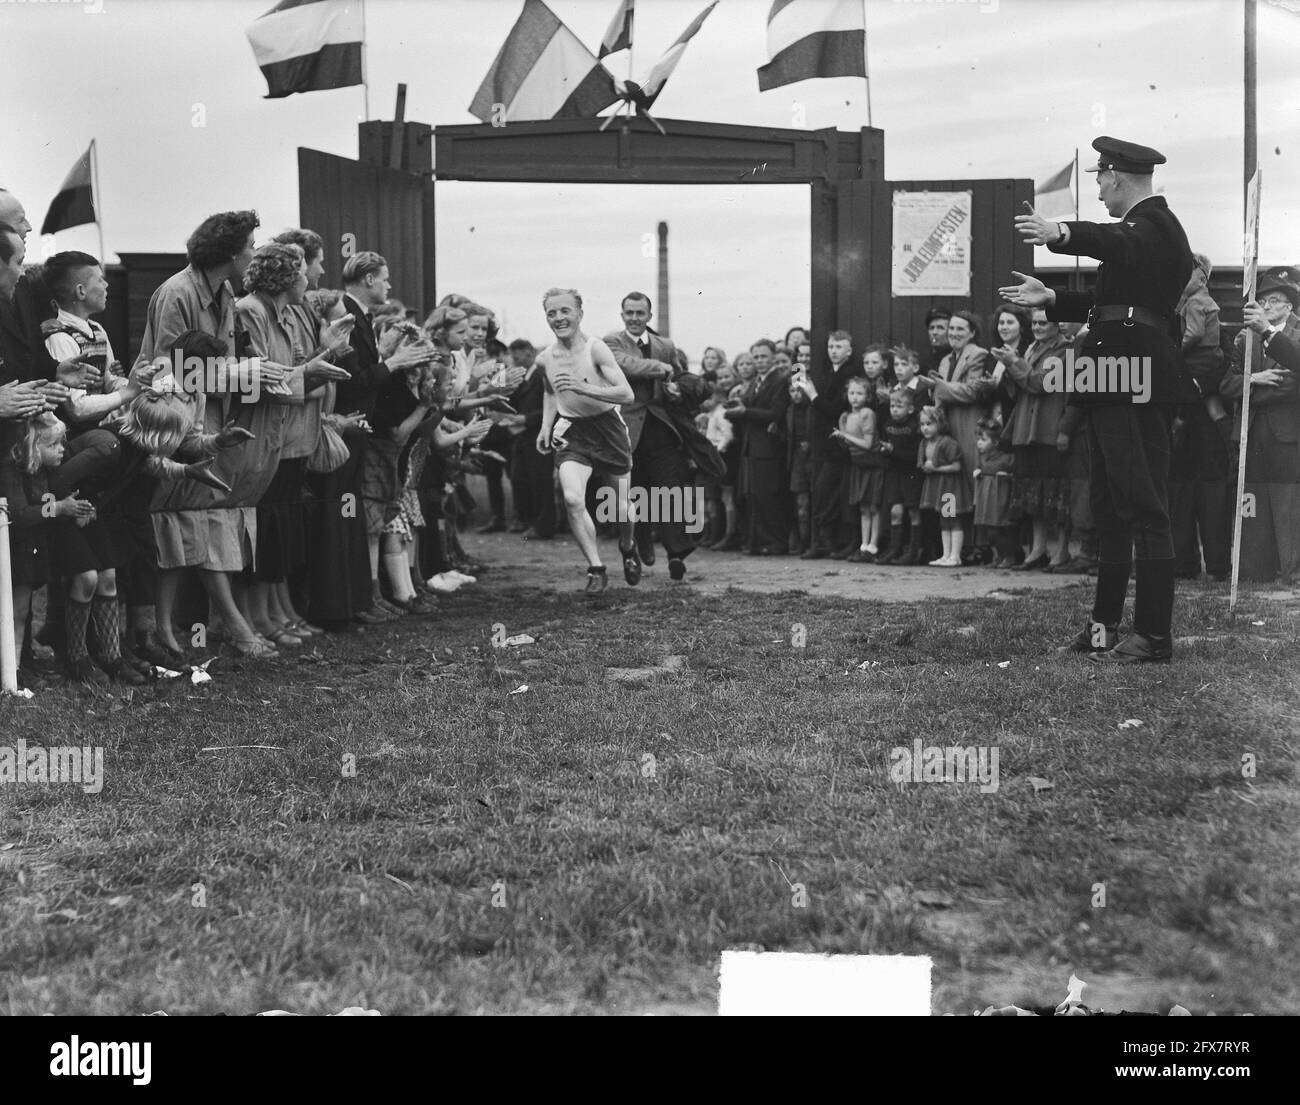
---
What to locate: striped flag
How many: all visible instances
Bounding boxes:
[1035,161,1075,220]
[41,142,96,235]
[757,0,866,93]
[469,0,619,123]
[245,0,363,100]
[636,1,717,107]
[599,0,634,58]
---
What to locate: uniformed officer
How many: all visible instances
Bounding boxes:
[1000,136,1195,663]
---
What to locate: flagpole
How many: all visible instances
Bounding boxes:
[361,0,371,121]
[90,139,106,264]
[862,0,873,127]
[626,1,635,124]
[1072,147,1079,293]
[1244,0,1256,228]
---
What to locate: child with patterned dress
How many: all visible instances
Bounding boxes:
[832,378,885,561]
[918,404,969,567]
[0,415,94,687]
[972,417,1017,568]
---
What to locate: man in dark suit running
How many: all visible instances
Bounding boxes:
[604,291,708,581]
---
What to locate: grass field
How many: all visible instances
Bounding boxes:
[2,577,1297,1015]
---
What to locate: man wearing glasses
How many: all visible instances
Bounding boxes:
[1221,268,1300,585]
[1001,136,1195,664]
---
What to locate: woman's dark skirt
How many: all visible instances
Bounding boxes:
[1011,443,1070,525]
[254,457,307,583]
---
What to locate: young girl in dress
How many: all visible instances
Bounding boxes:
[832,378,885,561]
[0,415,95,686]
[971,417,1017,568]
[918,404,969,567]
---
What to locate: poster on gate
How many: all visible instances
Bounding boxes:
[891,191,973,297]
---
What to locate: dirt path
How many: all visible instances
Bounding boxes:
[457,529,1085,603]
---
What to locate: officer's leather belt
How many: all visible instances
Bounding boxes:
[1087,305,1171,330]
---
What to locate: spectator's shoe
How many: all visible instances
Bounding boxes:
[521,528,553,541]
[829,543,855,560]
[1089,632,1173,665]
[477,517,507,534]
[993,556,1018,569]
[668,557,686,581]
[1013,553,1050,572]
[619,545,642,586]
[897,538,925,566]
[101,658,147,687]
[67,656,110,687]
[392,596,438,617]
[353,608,391,627]
[847,548,873,563]
[1064,622,1118,655]
[446,570,477,584]
[636,532,656,566]
[136,632,187,671]
[374,596,405,618]
[508,520,529,534]
[118,640,155,678]
[800,547,830,560]
[585,566,608,595]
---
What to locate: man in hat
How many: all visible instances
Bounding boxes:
[1220,267,1300,584]
[1000,136,1195,663]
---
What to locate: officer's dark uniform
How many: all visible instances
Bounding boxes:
[1045,137,1195,662]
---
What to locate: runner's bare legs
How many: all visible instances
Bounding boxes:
[558,460,601,567]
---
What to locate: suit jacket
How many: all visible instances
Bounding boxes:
[511,363,547,434]
[733,368,791,460]
[0,273,57,384]
[1046,194,1196,406]
[1221,313,1300,445]
[335,293,384,418]
[603,328,680,451]
[807,360,858,462]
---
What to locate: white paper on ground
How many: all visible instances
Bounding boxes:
[717,950,930,1016]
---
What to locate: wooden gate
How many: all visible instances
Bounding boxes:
[297,148,435,310]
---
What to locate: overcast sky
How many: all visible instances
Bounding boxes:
[4,0,1298,358]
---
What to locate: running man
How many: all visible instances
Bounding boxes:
[535,287,639,594]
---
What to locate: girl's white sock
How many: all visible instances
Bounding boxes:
[384,553,416,602]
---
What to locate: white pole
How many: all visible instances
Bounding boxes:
[1230,168,1262,617]
[0,498,18,694]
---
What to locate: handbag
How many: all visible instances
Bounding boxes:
[307,419,349,473]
